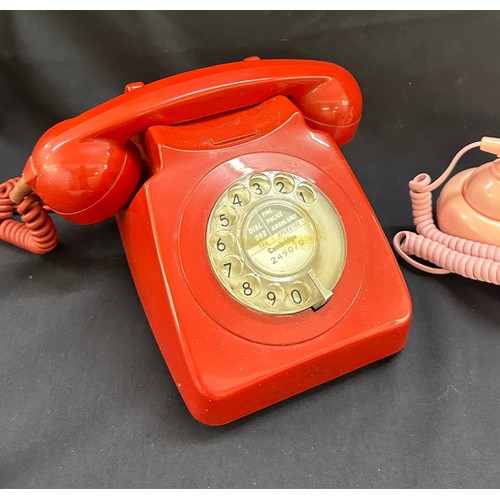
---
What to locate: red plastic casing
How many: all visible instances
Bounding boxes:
[18,58,411,424]
[21,58,362,224]
[115,96,411,425]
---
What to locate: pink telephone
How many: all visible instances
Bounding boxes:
[393,137,500,285]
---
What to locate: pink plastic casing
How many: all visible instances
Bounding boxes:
[437,161,500,247]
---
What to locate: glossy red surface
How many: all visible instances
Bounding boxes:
[17,59,410,424]
[116,96,411,425]
[21,58,361,224]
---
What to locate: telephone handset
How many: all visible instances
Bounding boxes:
[394,138,500,285]
[17,57,362,225]
[0,58,411,425]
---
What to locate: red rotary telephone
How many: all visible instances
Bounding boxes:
[0,58,412,425]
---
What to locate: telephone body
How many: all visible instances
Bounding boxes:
[3,58,412,425]
[393,139,500,285]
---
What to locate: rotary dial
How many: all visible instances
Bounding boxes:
[206,171,346,315]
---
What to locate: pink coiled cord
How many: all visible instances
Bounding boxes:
[393,141,500,285]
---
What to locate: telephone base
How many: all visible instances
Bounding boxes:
[116,96,411,425]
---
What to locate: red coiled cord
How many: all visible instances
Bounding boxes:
[393,142,500,285]
[0,177,58,254]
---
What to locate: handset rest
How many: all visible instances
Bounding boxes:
[22,58,362,224]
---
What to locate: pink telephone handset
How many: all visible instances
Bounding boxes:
[393,137,500,285]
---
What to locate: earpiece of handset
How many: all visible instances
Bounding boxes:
[293,76,362,146]
[393,137,500,285]
[22,137,142,225]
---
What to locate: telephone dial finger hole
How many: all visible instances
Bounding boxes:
[287,281,311,307]
[214,206,237,228]
[249,174,271,196]
[228,185,251,208]
[273,174,295,194]
[211,233,235,253]
[265,283,285,308]
[296,183,317,204]
[220,255,243,278]
[240,274,261,298]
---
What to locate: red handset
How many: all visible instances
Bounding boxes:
[0,58,411,425]
[20,58,362,224]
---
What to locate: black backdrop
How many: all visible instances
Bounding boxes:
[1,11,499,488]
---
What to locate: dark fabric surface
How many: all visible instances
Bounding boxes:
[1,11,499,488]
